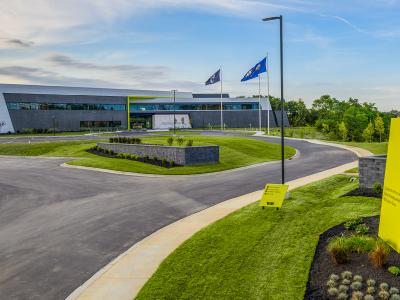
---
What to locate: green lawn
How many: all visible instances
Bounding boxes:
[339,141,388,155]
[267,126,328,140]
[0,131,93,137]
[345,167,359,174]
[136,175,381,300]
[0,136,295,175]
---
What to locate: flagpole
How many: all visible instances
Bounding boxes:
[258,74,261,132]
[220,67,223,131]
[267,52,270,135]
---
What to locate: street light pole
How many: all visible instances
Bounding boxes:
[262,15,285,184]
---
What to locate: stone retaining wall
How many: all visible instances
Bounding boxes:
[97,142,219,166]
[359,155,387,189]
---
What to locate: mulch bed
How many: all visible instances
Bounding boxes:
[344,188,382,198]
[304,216,400,299]
[86,149,179,168]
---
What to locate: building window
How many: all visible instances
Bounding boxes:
[6,102,126,111]
[80,121,122,128]
[129,102,259,111]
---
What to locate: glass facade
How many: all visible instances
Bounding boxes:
[130,103,259,111]
[6,102,126,111]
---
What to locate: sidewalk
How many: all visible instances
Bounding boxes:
[67,140,371,300]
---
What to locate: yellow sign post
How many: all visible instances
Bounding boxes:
[259,184,289,209]
[379,118,400,253]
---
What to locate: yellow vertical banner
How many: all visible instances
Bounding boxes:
[379,118,400,253]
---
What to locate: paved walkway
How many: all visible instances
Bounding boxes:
[67,139,370,300]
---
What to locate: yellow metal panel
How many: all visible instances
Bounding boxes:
[259,184,289,208]
[379,118,400,252]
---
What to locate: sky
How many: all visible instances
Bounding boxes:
[0,0,399,110]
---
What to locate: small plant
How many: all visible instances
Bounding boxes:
[367,287,376,294]
[390,288,400,295]
[390,295,400,300]
[338,292,349,300]
[355,224,370,235]
[186,139,193,147]
[344,218,364,230]
[169,160,175,167]
[380,283,390,291]
[343,279,352,285]
[327,237,349,264]
[379,290,390,300]
[339,285,350,293]
[161,159,167,167]
[351,281,362,291]
[167,137,174,146]
[177,136,185,146]
[388,266,400,276]
[330,274,340,281]
[351,291,364,300]
[354,275,363,282]
[367,279,377,287]
[342,271,353,280]
[364,295,375,300]
[328,287,339,297]
[370,241,391,268]
[135,138,142,144]
[373,182,383,194]
[327,279,338,288]
[144,155,149,162]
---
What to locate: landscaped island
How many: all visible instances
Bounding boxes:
[0,135,296,175]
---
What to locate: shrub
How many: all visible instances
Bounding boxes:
[169,160,175,167]
[186,139,193,147]
[373,182,383,194]
[135,138,142,144]
[391,295,400,300]
[355,224,370,235]
[328,287,339,296]
[367,279,376,287]
[327,237,349,264]
[327,279,338,288]
[379,290,390,300]
[144,155,149,162]
[338,292,349,300]
[364,295,374,300]
[370,241,391,268]
[367,287,376,294]
[354,275,363,282]
[167,137,174,146]
[351,281,362,291]
[380,283,390,291]
[330,274,340,281]
[343,279,352,285]
[342,271,353,280]
[339,285,350,293]
[346,235,376,253]
[388,266,400,276]
[344,218,364,230]
[117,153,124,158]
[351,291,364,300]
[390,288,399,295]
[177,136,184,146]
[161,159,167,167]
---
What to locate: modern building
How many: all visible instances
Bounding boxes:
[0,84,289,133]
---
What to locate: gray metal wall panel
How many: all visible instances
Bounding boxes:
[9,110,127,132]
[4,93,127,104]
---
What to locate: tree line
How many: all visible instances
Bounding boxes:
[251,95,399,142]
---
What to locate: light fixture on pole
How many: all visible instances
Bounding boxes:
[262,15,285,184]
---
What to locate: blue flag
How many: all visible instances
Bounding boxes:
[205,69,221,85]
[241,57,267,82]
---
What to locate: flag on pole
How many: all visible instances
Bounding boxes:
[241,57,267,82]
[205,69,221,85]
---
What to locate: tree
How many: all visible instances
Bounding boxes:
[374,115,385,142]
[362,122,375,143]
[343,106,369,141]
[338,121,348,141]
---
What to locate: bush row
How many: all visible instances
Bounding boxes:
[109,137,142,144]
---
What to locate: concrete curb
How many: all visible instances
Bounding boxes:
[66,141,371,300]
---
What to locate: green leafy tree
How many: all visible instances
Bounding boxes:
[343,106,369,141]
[362,122,375,142]
[338,121,348,141]
[374,115,385,142]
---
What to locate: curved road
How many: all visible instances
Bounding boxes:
[0,136,357,299]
